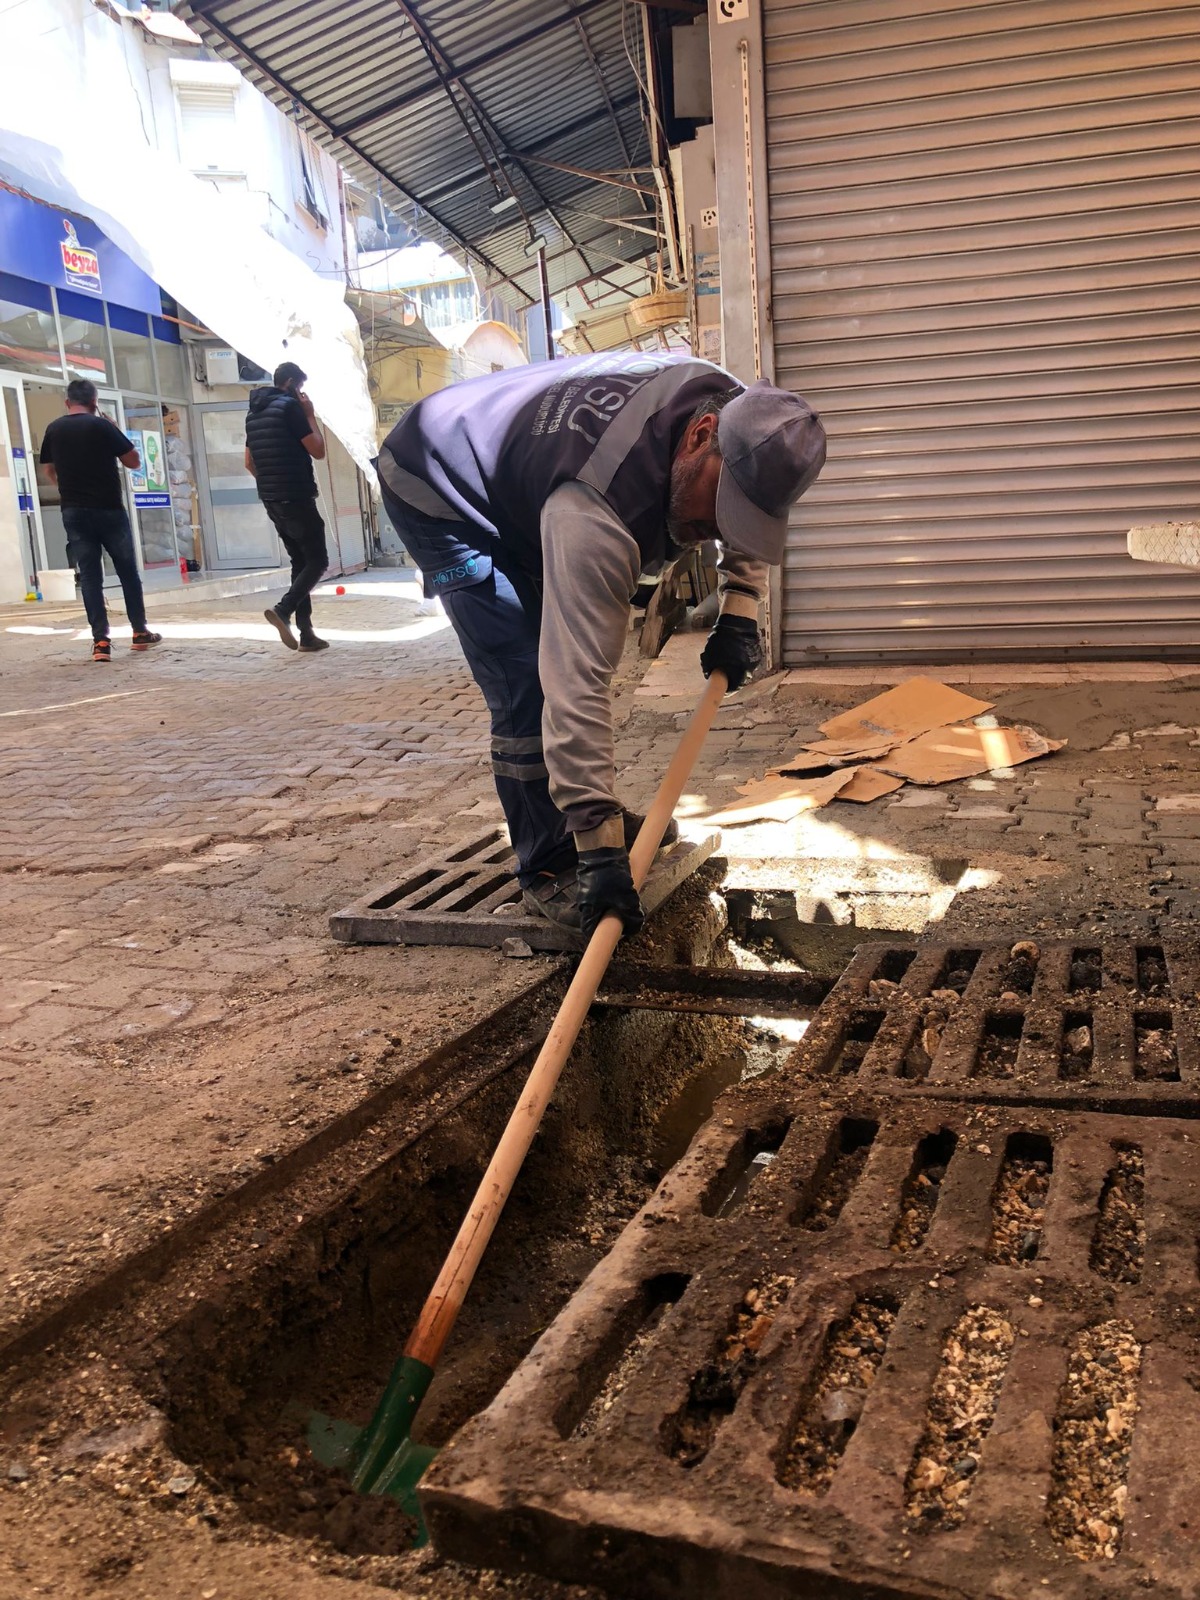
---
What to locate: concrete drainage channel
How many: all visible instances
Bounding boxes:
[0,868,818,1589]
[6,885,1200,1597]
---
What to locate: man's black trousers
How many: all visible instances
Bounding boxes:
[264,497,328,628]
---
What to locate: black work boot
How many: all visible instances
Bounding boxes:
[521,867,582,934]
[621,807,680,852]
[298,631,330,652]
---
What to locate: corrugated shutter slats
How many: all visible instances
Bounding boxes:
[766,0,1200,659]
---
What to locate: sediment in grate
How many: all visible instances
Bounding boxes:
[764,937,1200,1110]
[424,1090,1200,1600]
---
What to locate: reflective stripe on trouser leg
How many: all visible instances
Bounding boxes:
[434,569,573,885]
[492,734,549,783]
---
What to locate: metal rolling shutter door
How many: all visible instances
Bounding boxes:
[765,0,1200,661]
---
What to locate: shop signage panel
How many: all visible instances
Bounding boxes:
[0,187,161,317]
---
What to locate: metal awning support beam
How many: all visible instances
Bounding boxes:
[414,94,646,209]
[330,0,611,136]
[185,6,537,304]
[391,0,604,293]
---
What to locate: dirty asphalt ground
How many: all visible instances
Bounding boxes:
[2,574,1200,1597]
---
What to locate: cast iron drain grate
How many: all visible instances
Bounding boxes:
[329,826,720,951]
[804,939,1200,1106]
[424,1091,1200,1600]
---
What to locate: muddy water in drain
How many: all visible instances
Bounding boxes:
[1047,1320,1142,1560]
[777,1298,897,1494]
[651,1032,799,1174]
[905,1305,1015,1529]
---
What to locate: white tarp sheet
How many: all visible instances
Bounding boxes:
[0,0,378,476]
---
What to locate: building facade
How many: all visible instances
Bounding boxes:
[0,0,372,606]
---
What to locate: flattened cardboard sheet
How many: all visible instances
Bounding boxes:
[709,768,856,824]
[876,723,1065,785]
[819,677,994,747]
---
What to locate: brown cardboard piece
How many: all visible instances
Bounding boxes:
[834,767,906,803]
[875,723,1065,785]
[709,769,856,824]
[819,677,994,746]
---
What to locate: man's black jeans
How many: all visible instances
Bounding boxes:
[62,506,149,643]
[264,497,328,629]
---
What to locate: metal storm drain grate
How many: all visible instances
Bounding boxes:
[423,1091,1200,1599]
[329,826,720,951]
[789,939,1200,1109]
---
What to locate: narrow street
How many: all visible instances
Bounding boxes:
[4,578,1200,1596]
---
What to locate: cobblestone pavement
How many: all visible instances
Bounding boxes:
[3,574,1200,1353]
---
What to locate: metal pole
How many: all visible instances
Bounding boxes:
[538,246,555,360]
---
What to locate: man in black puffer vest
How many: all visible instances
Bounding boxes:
[245,361,330,652]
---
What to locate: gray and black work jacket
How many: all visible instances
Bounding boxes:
[378,353,767,836]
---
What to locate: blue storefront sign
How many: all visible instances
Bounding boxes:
[133,493,171,508]
[0,185,161,316]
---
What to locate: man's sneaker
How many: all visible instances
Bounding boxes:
[621,807,681,852]
[264,607,298,650]
[130,630,162,651]
[521,867,582,933]
[92,639,111,663]
[298,633,330,652]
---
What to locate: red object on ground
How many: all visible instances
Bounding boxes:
[180,558,189,583]
[336,585,346,595]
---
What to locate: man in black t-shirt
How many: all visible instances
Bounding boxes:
[40,379,161,663]
[245,361,330,652]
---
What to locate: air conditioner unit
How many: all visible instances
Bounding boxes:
[204,347,239,385]
[203,348,269,385]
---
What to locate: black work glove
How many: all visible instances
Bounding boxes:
[700,613,763,693]
[576,847,645,942]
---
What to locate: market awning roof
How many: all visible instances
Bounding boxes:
[178,0,667,313]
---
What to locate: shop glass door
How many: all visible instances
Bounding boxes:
[0,375,47,600]
[25,382,135,581]
[195,403,280,569]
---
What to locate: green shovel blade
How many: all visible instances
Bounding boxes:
[306,1355,438,1544]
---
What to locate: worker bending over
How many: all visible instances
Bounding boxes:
[378,354,826,942]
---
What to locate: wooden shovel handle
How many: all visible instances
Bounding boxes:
[405,670,728,1370]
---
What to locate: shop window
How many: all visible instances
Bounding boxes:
[163,405,202,569]
[57,287,110,385]
[151,315,189,400]
[123,398,177,569]
[108,304,154,393]
[0,271,63,379]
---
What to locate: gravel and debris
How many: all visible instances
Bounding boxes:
[976,1015,1024,1078]
[1088,1145,1145,1285]
[668,1277,794,1467]
[1136,947,1169,996]
[1135,1017,1178,1080]
[905,1305,1016,1529]
[1047,1320,1142,1560]
[1069,950,1103,991]
[1061,1020,1094,1078]
[988,1146,1053,1265]
[796,1124,876,1232]
[571,1303,676,1441]
[778,1298,897,1495]
[904,989,961,1078]
[891,1131,957,1253]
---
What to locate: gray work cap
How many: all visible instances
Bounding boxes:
[715,381,826,565]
